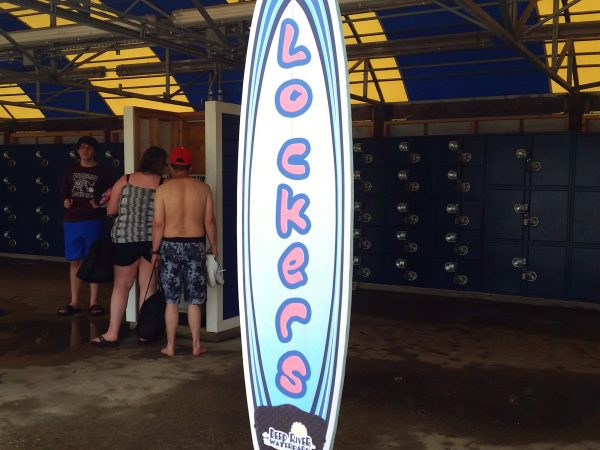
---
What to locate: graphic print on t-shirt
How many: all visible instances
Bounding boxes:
[72,172,99,199]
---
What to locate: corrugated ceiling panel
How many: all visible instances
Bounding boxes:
[0,4,45,118]
[344,12,407,104]
[380,3,551,101]
[3,1,193,116]
[538,0,600,93]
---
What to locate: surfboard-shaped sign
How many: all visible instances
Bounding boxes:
[237,0,353,449]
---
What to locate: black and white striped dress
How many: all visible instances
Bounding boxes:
[111,183,156,244]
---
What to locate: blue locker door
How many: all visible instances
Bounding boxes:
[429,258,455,289]
[457,229,482,260]
[359,252,385,284]
[456,259,482,290]
[360,195,385,227]
[360,226,386,255]
[461,136,486,166]
[570,247,600,302]
[460,165,484,198]
[482,242,524,294]
[526,244,567,298]
[574,135,600,187]
[530,134,571,187]
[484,190,525,240]
[528,190,569,242]
[383,253,425,286]
[572,191,600,245]
[486,135,528,186]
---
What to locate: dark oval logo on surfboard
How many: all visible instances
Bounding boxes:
[237,0,354,449]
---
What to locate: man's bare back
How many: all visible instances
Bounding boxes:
[156,177,211,238]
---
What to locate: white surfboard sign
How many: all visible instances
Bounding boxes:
[237,0,354,449]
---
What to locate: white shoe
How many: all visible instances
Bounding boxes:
[215,265,225,285]
[206,254,218,287]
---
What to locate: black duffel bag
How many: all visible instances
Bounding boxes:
[76,237,115,283]
[137,265,166,341]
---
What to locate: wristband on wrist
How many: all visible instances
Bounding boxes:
[152,250,160,255]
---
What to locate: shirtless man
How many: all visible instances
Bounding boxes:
[151,146,218,357]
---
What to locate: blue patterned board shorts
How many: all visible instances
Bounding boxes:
[159,237,207,305]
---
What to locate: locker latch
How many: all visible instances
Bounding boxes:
[526,161,542,172]
[409,153,421,164]
[522,271,537,282]
[515,148,541,172]
[3,205,16,222]
[523,215,539,227]
[453,274,468,285]
[512,257,527,268]
[3,230,17,247]
[359,212,372,223]
[513,203,529,214]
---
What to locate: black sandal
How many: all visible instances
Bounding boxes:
[57,304,82,316]
[91,335,119,348]
[89,305,105,316]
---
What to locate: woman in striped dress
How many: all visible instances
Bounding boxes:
[92,146,167,347]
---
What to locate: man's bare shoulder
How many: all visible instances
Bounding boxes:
[158,177,209,192]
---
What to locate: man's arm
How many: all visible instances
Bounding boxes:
[204,185,218,258]
[151,187,166,266]
[60,166,73,209]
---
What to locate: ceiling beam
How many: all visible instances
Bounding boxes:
[347,32,494,59]
[9,0,235,65]
[523,0,583,35]
[451,0,573,92]
[0,97,113,117]
[0,19,596,68]
[188,0,231,50]
[351,94,571,121]
[170,0,432,27]
[0,116,122,130]
[0,67,193,107]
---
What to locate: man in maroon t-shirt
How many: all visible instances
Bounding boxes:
[57,136,113,316]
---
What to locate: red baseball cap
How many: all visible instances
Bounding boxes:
[170,146,193,166]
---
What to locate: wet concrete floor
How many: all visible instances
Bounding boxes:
[2,257,600,449]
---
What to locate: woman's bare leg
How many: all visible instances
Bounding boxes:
[93,262,138,343]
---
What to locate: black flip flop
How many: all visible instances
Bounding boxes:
[57,304,82,316]
[91,335,119,348]
[89,305,105,316]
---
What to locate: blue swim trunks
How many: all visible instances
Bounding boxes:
[159,237,207,305]
[63,219,103,261]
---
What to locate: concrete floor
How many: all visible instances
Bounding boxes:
[2,258,600,450]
